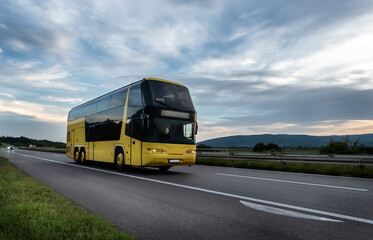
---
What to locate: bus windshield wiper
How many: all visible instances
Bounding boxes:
[153,99,177,110]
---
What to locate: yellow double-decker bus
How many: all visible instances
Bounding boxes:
[66,77,197,171]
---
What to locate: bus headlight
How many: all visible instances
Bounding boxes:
[148,148,165,153]
[186,150,195,154]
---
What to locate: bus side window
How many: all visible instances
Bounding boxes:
[125,83,143,137]
[125,107,142,136]
[68,110,76,121]
[128,83,143,106]
[84,101,98,116]
[110,87,127,108]
[97,95,110,112]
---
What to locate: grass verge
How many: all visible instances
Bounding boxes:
[0,157,133,240]
[196,158,373,178]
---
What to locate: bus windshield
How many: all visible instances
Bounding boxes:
[144,118,196,144]
[146,80,195,112]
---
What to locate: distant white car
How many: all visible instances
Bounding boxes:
[7,146,15,151]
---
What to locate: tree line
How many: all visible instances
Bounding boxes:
[0,136,66,148]
[197,136,373,154]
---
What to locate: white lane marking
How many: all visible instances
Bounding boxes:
[240,200,342,222]
[7,150,373,225]
[216,173,368,192]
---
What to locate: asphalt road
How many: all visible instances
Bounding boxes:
[1,148,373,240]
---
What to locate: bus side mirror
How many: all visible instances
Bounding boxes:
[140,114,149,120]
[140,114,149,129]
[195,122,198,135]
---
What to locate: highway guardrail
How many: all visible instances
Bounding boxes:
[196,149,373,167]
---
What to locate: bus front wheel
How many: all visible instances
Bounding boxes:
[115,148,126,170]
[80,149,86,165]
[74,149,80,164]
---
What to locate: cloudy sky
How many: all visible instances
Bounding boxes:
[1,0,373,143]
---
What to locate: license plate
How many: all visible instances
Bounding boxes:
[169,159,180,163]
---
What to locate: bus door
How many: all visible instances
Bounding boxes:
[130,118,142,166]
[88,142,94,160]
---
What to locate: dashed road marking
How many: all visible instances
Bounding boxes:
[216,173,368,192]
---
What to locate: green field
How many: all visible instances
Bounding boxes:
[281,149,320,155]
[0,157,133,240]
[200,148,320,155]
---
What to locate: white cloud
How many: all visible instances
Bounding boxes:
[145,22,207,56]
[228,30,248,41]
[0,99,68,123]
[0,93,16,99]
[188,54,256,78]
[3,60,40,69]
[269,14,373,89]
[0,62,83,92]
[80,1,209,73]
[42,1,79,26]
[290,26,373,89]
[16,69,69,81]
[40,96,83,104]
[306,120,373,136]
[8,39,31,52]
[187,12,373,91]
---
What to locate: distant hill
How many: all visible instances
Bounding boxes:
[198,134,373,148]
[0,136,66,148]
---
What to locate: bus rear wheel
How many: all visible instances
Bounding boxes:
[115,148,126,170]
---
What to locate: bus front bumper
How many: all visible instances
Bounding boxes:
[142,153,196,167]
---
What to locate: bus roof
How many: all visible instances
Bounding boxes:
[143,77,186,87]
[69,77,186,111]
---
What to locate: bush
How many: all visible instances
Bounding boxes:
[319,136,373,154]
[267,143,282,152]
[359,146,373,154]
[252,142,266,152]
[253,142,281,152]
[319,139,351,154]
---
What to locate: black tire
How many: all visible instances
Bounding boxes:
[80,149,86,165]
[115,148,126,170]
[159,166,171,172]
[74,148,81,164]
